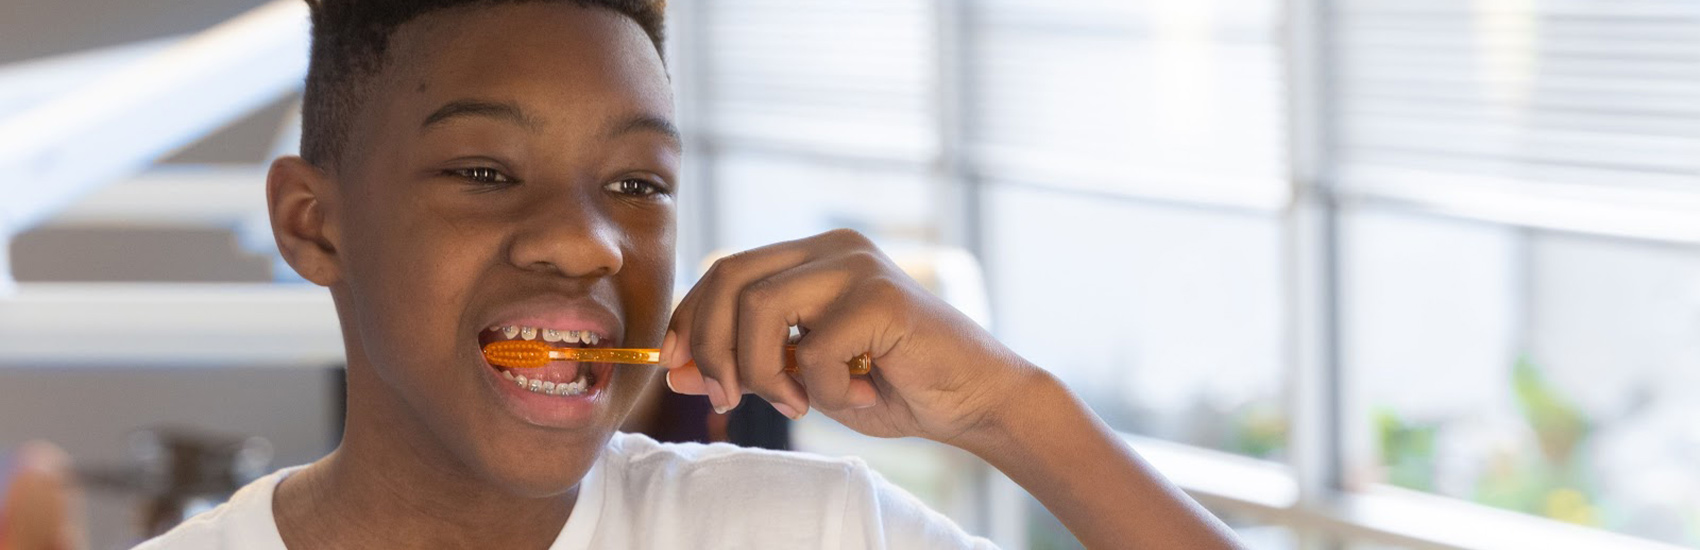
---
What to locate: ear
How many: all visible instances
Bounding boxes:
[267,156,343,286]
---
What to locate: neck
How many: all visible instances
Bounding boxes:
[274,363,578,549]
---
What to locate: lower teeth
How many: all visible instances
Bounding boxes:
[512,372,589,396]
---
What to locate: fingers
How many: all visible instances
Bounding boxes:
[662,230,890,416]
[665,240,814,366]
[793,280,907,412]
[793,337,879,413]
[665,365,707,395]
[665,230,872,373]
[668,241,816,411]
[733,264,854,418]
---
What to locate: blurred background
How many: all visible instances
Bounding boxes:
[2,0,1698,548]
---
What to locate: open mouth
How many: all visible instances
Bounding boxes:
[478,325,609,397]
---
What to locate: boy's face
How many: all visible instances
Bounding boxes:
[326,4,677,495]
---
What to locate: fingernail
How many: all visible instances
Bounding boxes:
[665,370,679,393]
[771,402,803,420]
[706,380,731,414]
[659,330,678,367]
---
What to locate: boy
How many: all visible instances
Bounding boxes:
[141,1,1241,548]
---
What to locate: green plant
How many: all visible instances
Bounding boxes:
[1374,407,1438,491]
[1512,357,1591,466]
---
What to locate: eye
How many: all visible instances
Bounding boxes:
[606,178,664,197]
[445,167,516,186]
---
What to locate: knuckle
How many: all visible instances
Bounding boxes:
[703,252,746,283]
[862,275,906,302]
[862,276,918,326]
[738,277,780,313]
[793,340,832,369]
[688,339,727,369]
[841,249,886,272]
[702,258,728,280]
[696,265,724,292]
[825,228,872,248]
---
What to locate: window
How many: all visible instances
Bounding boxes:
[699,0,937,160]
[968,0,1288,207]
[966,0,1290,462]
[677,0,1700,548]
[1331,1,1700,546]
[709,150,937,252]
[1345,209,1700,546]
[681,0,942,256]
[678,0,1292,547]
[985,187,1286,459]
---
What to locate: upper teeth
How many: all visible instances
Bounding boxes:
[493,326,600,344]
[544,329,579,343]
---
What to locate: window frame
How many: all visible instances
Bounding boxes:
[671,0,1698,548]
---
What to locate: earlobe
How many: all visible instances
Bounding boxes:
[266,156,342,286]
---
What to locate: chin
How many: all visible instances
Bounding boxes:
[467,435,610,498]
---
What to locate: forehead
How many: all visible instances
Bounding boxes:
[359,3,672,145]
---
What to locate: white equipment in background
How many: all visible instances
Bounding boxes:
[0,1,338,367]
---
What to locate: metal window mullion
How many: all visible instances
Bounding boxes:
[932,0,1029,547]
[1283,0,1348,548]
[672,0,718,275]
[932,0,981,259]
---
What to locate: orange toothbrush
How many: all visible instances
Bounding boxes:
[482,340,873,375]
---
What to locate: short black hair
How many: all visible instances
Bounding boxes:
[299,0,667,169]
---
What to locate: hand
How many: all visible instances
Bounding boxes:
[0,441,86,550]
[660,229,1036,448]
[662,230,1244,549]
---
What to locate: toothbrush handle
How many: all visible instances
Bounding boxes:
[555,346,873,375]
[675,345,874,375]
[765,346,872,376]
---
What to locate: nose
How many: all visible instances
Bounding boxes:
[507,197,623,279]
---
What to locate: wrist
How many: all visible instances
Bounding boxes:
[951,361,1075,461]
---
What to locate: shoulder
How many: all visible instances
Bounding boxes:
[603,431,877,497]
[595,432,994,549]
[607,430,870,474]
[132,508,233,550]
[132,466,298,550]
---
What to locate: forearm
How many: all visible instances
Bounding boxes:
[962,369,1242,549]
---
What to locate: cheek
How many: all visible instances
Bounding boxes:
[347,207,495,379]
[621,223,677,343]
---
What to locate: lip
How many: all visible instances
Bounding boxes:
[480,299,622,341]
[475,300,624,428]
[484,359,616,427]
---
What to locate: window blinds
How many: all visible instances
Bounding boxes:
[1332,0,1700,206]
[967,0,1288,206]
[700,0,937,160]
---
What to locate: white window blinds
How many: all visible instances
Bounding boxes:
[1332,0,1700,234]
[967,0,1288,207]
[700,0,937,160]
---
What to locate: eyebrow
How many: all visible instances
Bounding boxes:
[421,99,681,151]
[421,100,540,131]
[606,114,682,150]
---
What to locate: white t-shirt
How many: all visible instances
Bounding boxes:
[137,432,996,549]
